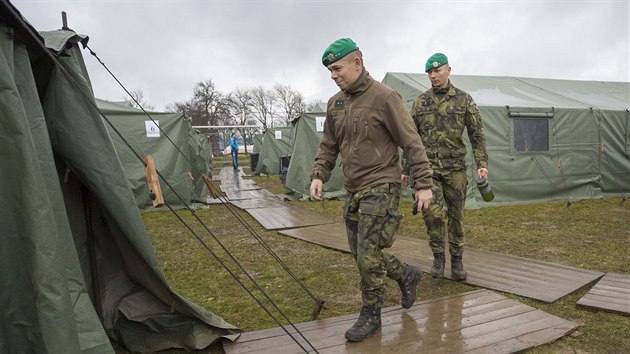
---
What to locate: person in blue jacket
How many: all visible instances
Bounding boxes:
[229,132,239,170]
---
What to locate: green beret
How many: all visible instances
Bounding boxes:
[425,52,448,72]
[322,38,359,66]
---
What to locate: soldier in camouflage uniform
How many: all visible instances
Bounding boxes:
[310,38,433,342]
[403,53,488,281]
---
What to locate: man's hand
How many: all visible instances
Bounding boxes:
[478,168,488,180]
[310,179,324,201]
[415,189,432,213]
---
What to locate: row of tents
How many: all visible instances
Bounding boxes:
[256,74,629,208]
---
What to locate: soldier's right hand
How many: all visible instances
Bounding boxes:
[310,179,324,201]
[415,188,432,213]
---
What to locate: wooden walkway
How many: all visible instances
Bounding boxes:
[211,167,595,352]
[223,289,578,354]
[577,272,630,316]
[279,223,604,303]
[212,167,603,302]
[246,205,335,230]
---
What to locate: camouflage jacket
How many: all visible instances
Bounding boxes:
[311,68,432,193]
[409,82,487,173]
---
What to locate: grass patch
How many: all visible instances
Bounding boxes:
[133,156,629,353]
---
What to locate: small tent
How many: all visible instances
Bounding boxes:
[96,98,212,211]
[284,111,345,200]
[254,126,294,176]
[0,1,238,352]
[382,72,630,207]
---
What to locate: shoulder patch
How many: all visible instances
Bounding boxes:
[335,99,344,108]
[469,101,480,114]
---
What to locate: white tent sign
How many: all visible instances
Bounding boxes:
[315,116,326,132]
[145,120,160,137]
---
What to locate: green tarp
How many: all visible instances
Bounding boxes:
[251,133,264,153]
[284,112,345,200]
[254,126,294,176]
[96,98,212,211]
[0,1,239,352]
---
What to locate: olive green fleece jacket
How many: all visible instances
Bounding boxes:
[311,68,433,193]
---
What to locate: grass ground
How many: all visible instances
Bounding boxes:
[130,154,629,354]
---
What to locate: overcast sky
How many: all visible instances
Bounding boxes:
[12,0,630,111]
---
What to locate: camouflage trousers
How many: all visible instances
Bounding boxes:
[423,171,468,256]
[344,183,404,308]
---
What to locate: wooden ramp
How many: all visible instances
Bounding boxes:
[223,289,577,354]
[577,272,630,316]
[279,223,604,303]
[246,205,335,230]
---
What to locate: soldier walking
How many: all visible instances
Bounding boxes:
[403,53,489,281]
[310,38,433,342]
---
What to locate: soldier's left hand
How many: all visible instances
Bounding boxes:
[478,168,488,180]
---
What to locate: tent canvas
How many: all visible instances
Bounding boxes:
[0,1,238,352]
[251,133,264,153]
[254,126,294,176]
[382,72,630,207]
[284,111,346,200]
[96,98,212,211]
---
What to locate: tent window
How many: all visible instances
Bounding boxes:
[514,118,549,152]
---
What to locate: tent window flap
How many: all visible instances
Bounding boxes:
[508,108,554,153]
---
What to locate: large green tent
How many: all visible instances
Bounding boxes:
[383,72,630,207]
[0,1,238,353]
[285,73,629,207]
[96,98,212,211]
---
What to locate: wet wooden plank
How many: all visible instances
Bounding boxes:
[226,188,276,201]
[278,223,603,303]
[218,167,245,179]
[577,273,630,315]
[223,289,577,354]
[246,205,335,230]
[230,198,286,210]
[206,196,227,204]
[220,180,260,193]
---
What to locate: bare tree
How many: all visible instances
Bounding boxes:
[124,89,154,111]
[164,80,320,155]
[273,83,306,126]
[168,80,232,155]
[250,86,276,130]
[228,88,260,154]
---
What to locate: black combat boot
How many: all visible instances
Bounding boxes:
[344,306,382,342]
[396,264,421,309]
[431,253,445,278]
[451,255,467,281]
